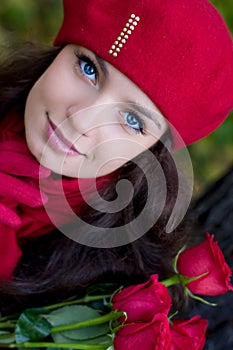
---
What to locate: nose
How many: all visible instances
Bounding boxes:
[67,100,116,136]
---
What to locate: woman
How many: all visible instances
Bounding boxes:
[0,0,232,313]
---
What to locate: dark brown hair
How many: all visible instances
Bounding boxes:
[0,43,190,314]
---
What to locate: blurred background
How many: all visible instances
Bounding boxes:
[0,0,232,197]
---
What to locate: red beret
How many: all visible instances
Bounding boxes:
[55,0,233,147]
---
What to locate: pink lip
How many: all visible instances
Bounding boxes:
[47,117,83,156]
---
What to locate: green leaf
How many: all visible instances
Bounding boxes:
[45,306,109,343]
[86,283,119,296]
[50,332,111,346]
[46,348,73,350]
[62,323,109,341]
[50,331,72,344]
[0,330,15,344]
[72,334,111,345]
[88,300,111,313]
[15,309,52,343]
[44,306,100,328]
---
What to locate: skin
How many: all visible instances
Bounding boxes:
[24,44,167,178]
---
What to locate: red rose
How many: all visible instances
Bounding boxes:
[114,313,171,350]
[170,316,208,350]
[177,233,233,296]
[112,274,171,323]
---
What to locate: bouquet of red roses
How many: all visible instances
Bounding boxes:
[0,233,232,349]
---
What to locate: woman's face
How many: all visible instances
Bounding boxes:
[25,45,167,178]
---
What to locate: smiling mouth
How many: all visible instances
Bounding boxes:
[47,115,83,156]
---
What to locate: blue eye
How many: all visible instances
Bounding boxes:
[77,55,98,84]
[124,112,145,134]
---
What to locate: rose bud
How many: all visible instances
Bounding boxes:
[112,274,171,323]
[114,313,171,350]
[177,233,233,296]
[170,315,208,350]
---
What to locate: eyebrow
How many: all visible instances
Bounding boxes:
[127,101,162,129]
[93,53,161,129]
[94,53,109,78]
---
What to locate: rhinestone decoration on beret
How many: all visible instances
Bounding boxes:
[109,14,140,57]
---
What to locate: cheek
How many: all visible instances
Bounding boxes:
[25,85,39,112]
[90,141,143,175]
[97,158,126,176]
[26,66,70,108]
[35,76,62,105]
[25,78,49,117]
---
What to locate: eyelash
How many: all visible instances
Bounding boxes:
[122,110,145,135]
[74,51,98,85]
